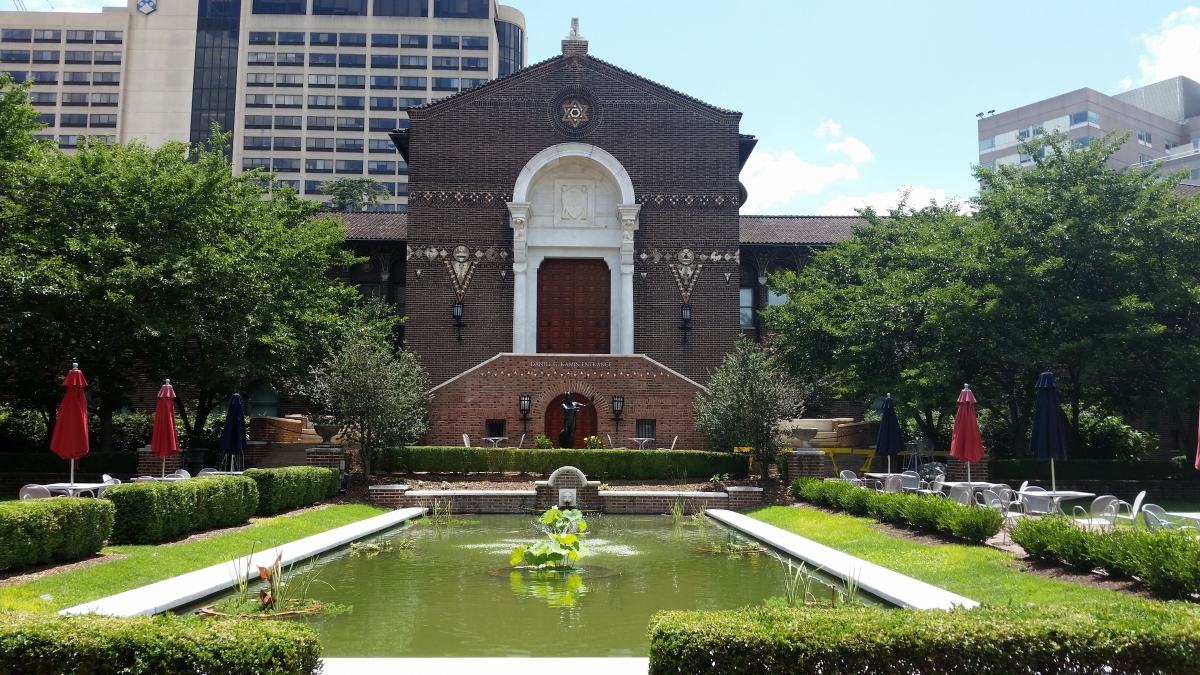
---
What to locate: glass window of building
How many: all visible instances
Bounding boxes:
[400,34,427,48]
[246,94,274,107]
[244,136,272,149]
[397,159,408,174]
[0,51,31,64]
[62,72,88,84]
[398,97,425,108]
[275,115,302,128]
[59,135,78,148]
[307,137,334,151]
[64,51,91,64]
[5,71,28,82]
[338,74,366,87]
[375,0,426,16]
[335,159,363,173]
[247,72,274,86]
[91,93,118,106]
[305,180,325,195]
[393,182,409,195]
[462,57,487,70]
[369,97,397,108]
[495,20,521,77]
[95,31,122,44]
[336,116,364,130]
[62,92,88,105]
[252,0,306,13]
[340,54,366,67]
[399,55,425,68]
[62,114,90,127]
[372,33,400,47]
[338,96,365,109]
[739,287,754,328]
[460,77,486,89]
[245,115,272,128]
[433,0,487,18]
[89,114,116,127]
[339,33,367,46]
[336,138,363,151]
[399,77,426,90]
[978,136,994,151]
[275,179,300,190]
[34,113,54,127]
[273,158,301,172]
[312,0,367,15]
[310,53,336,66]
[310,32,336,46]
[308,95,335,108]
[309,73,336,87]
[432,56,458,69]
[461,36,487,50]
[368,160,395,174]
[243,157,271,170]
[275,94,302,107]
[277,73,302,86]
[431,77,458,90]
[1138,128,1153,145]
[247,52,274,65]
[371,76,397,89]
[249,32,276,45]
[1068,110,1099,126]
[306,158,334,172]
[65,31,92,43]
[369,138,396,152]
[372,54,399,68]
[93,72,119,84]
[274,136,301,150]
[2,29,32,42]
[307,116,334,129]
[34,30,61,43]
[29,91,55,105]
[432,35,459,49]
[635,419,656,440]
[278,32,305,45]
[32,51,60,64]
[767,289,787,306]
[369,117,397,131]
[277,53,304,65]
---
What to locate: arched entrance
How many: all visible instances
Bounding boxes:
[537,258,610,353]
[544,393,597,448]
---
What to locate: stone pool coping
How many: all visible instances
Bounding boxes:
[321,658,649,674]
[59,507,425,617]
[707,509,978,610]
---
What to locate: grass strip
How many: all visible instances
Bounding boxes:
[0,503,384,613]
[748,505,1147,607]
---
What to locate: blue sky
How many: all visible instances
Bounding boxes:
[19,0,1200,214]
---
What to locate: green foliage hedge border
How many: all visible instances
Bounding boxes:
[103,476,258,545]
[379,447,749,479]
[0,612,320,675]
[990,458,1194,481]
[1010,515,1200,597]
[243,467,338,516]
[0,498,114,570]
[790,477,1004,544]
[648,603,1200,675]
[0,451,138,475]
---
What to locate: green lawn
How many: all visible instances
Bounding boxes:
[749,505,1145,607]
[0,503,385,613]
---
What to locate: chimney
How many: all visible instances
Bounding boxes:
[561,17,588,56]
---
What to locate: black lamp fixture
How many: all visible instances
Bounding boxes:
[611,395,624,432]
[518,394,531,435]
[452,300,465,340]
[680,303,692,331]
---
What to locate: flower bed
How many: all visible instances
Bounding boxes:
[0,498,114,570]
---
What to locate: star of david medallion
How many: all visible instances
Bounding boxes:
[137,0,157,13]
[560,98,590,129]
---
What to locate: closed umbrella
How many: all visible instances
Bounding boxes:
[49,363,89,486]
[150,379,179,478]
[1029,371,1068,492]
[875,394,904,474]
[218,393,247,472]
[950,385,985,485]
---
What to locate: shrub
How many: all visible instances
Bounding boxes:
[103,476,258,544]
[382,447,748,480]
[0,407,46,453]
[244,467,338,516]
[1135,529,1200,597]
[1089,528,1147,579]
[534,434,553,449]
[791,479,1003,544]
[0,498,114,570]
[0,612,320,675]
[648,603,1200,675]
[1009,515,1068,560]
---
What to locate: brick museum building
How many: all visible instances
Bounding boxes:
[314,23,866,450]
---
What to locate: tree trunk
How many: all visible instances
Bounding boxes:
[757,448,770,482]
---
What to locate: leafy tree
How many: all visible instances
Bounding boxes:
[694,338,804,481]
[308,320,430,478]
[321,177,391,211]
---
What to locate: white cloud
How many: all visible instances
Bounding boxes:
[740,150,858,214]
[825,136,874,163]
[1119,76,1133,90]
[816,186,960,216]
[1138,8,1200,83]
[19,0,120,11]
[815,119,842,138]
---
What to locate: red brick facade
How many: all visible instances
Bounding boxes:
[425,353,708,449]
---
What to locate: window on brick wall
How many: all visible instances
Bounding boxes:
[635,419,656,440]
[739,287,755,328]
[485,419,506,439]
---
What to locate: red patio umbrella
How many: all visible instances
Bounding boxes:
[950,384,985,484]
[49,363,89,486]
[150,379,179,478]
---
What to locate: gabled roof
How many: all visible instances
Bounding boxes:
[1174,182,1200,198]
[328,212,408,241]
[408,52,741,123]
[739,215,865,245]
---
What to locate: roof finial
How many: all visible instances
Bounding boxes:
[562,16,588,56]
[569,17,580,36]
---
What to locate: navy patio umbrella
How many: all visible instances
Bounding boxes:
[875,394,905,474]
[1029,371,1068,492]
[218,393,247,472]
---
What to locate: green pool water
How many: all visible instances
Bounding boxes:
[195,514,853,657]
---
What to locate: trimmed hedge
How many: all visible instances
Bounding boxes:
[791,477,1004,544]
[0,451,138,475]
[0,612,320,675]
[1010,516,1200,597]
[244,466,338,516]
[103,476,259,545]
[0,498,114,570]
[380,446,749,479]
[649,603,1200,675]
[990,458,1192,481]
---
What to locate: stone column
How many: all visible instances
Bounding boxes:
[616,204,640,355]
[784,449,828,482]
[507,202,530,353]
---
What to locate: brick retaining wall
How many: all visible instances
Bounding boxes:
[249,417,303,443]
[369,481,763,514]
[136,448,180,476]
[306,446,345,472]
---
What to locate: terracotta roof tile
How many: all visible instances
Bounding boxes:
[329,212,408,241]
[739,215,865,245]
[1174,182,1200,198]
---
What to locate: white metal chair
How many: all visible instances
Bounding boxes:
[462,433,471,447]
[948,484,973,505]
[1018,480,1029,493]
[515,434,526,449]
[1021,486,1055,516]
[97,475,121,497]
[658,436,678,450]
[838,470,864,488]
[1115,490,1146,529]
[1073,495,1119,532]
[882,475,904,494]
[171,469,191,479]
[131,476,159,483]
[197,468,218,476]
[1141,504,1196,532]
[916,477,944,497]
[900,471,922,490]
[19,484,51,500]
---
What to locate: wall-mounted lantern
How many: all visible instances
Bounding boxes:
[611,395,624,433]
[518,394,531,435]
[680,303,692,331]
[452,300,465,340]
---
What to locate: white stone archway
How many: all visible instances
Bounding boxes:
[507,143,640,354]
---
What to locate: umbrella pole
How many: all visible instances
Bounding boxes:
[967,462,971,484]
[1051,458,1056,493]
[887,456,891,474]
[161,457,165,479]
[69,459,74,486]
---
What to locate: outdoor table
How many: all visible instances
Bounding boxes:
[941,481,994,491]
[1166,511,1200,525]
[43,482,106,497]
[482,437,508,448]
[629,437,655,449]
[1018,489,1095,516]
[863,472,906,480]
[201,471,243,475]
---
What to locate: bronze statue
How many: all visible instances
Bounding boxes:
[558,391,593,448]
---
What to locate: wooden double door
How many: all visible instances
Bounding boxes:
[536,258,610,354]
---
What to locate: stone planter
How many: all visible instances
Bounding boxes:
[314,424,339,444]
